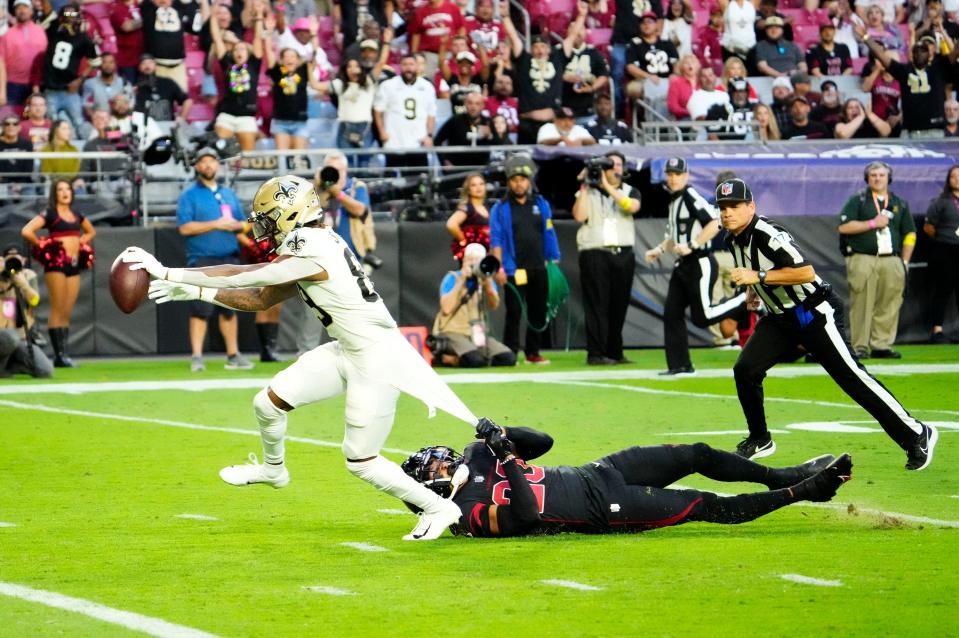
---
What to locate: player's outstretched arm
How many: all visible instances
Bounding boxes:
[149,281,298,311]
[503,427,554,461]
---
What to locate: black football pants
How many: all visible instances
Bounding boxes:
[733,292,923,450]
[579,247,635,360]
[503,267,549,357]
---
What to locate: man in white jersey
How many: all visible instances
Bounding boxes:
[120,175,474,541]
[372,54,437,171]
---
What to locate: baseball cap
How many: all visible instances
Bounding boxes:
[12,0,30,7]
[456,51,477,64]
[789,94,810,106]
[530,34,549,45]
[791,72,811,85]
[464,243,487,260]
[193,147,219,164]
[771,76,792,90]
[819,18,836,31]
[715,178,753,204]
[664,157,688,174]
[359,39,379,50]
[764,15,785,27]
[553,106,575,119]
[139,52,156,62]
[292,17,311,31]
[640,10,658,20]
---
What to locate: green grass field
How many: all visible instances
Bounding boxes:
[2,346,958,637]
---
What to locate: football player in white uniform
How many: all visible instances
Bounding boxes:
[120,175,474,541]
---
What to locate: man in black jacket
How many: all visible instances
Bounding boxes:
[402,420,851,538]
[434,91,492,169]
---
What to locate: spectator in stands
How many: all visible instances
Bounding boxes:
[834,97,892,137]
[811,80,843,131]
[199,0,242,52]
[924,165,959,343]
[706,77,755,140]
[109,92,163,148]
[327,58,384,164]
[696,6,724,75]
[40,120,82,186]
[537,106,596,145]
[755,0,794,42]
[720,57,758,101]
[611,0,664,114]
[502,4,579,144]
[134,53,193,121]
[21,94,52,151]
[141,0,201,93]
[33,0,57,30]
[916,0,959,50]
[483,73,518,135]
[686,66,728,121]
[584,0,616,29]
[791,72,820,109]
[586,93,633,144]
[41,4,101,139]
[275,16,335,77]
[755,16,806,77]
[625,11,679,108]
[268,47,328,167]
[807,20,853,76]
[666,53,701,119]
[721,0,757,68]
[561,15,610,123]
[0,0,48,108]
[436,34,481,85]
[110,0,145,83]
[373,53,437,170]
[0,116,35,197]
[439,49,489,115]
[465,0,504,51]
[862,4,906,56]
[436,91,493,167]
[409,0,465,78]
[944,99,959,136]
[82,53,132,120]
[275,0,316,24]
[857,23,957,137]
[175,148,253,372]
[861,47,902,134]
[662,0,694,58]
[823,0,863,59]
[210,6,267,152]
[770,75,793,130]
[80,108,126,194]
[782,95,831,138]
[857,0,905,25]
[358,37,396,83]
[333,0,393,51]
[753,102,781,140]
[839,160,915,359]
[21,179,95,368]
[447,172,491,260]
[490,114,512,145]
[342,18,382,62]
[488,38,514,87]
[315,151,377,268]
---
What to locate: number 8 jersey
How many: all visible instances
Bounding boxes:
[42,25,100,91]
[372,75,437,149]
[277,226,397,352]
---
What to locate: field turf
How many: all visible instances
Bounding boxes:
[1,346,957,637]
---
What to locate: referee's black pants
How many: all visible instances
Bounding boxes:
[664,254,746,370]
[579,247,635,360]
[930,242,959,326]
[733,291,923,450]
[503,267,549,357]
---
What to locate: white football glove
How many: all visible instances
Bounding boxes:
[148,279,202,304]
[121,246,169,279]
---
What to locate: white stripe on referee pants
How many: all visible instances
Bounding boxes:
[818,301,923,435]
[697,256,746,321]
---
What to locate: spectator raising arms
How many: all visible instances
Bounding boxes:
[409,0,465,78]
[210,3,267,152]
[110,0,145,83]
[141,0,202,92]
[40,4,101,139]
[662,0,694,58]
[267,35,328,165]
[327,53,387,163]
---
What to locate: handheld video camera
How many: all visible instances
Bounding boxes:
[584,156,615,188]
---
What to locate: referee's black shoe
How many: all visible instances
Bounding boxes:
[870,349,902,359]
[905,423,939,471]
[658,365,696,377]
[735,435,776,460]
[587,356,616,366]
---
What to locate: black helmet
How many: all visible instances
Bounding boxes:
[401,446,463,498]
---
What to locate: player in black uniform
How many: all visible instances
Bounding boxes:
[41,4,101,137]
[402,419,851,538]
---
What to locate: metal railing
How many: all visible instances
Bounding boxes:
[640,119,764,144]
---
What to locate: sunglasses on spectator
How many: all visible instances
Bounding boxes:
[3,120,19,126]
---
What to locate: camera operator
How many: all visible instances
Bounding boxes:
[0,246,53,378]
[431,243,516,368]
[572,150,641,365]
[315,152,379,273]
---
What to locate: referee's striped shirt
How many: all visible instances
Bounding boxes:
[666,186,717,248]
[724,215,826,315]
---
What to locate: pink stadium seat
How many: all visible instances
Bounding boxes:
[544,0,577,13]
[186,50,206,69]
[187,102,215,123]
[186,66,203,88]
[794,24,820,49]
[586,28,612,47]
[318,16,334,37]
[184,34,200,52]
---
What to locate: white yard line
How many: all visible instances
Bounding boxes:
[339,542,389,553]
[0,582,224,638]
[377,509,412,515]
[0,522,16,528]
[303,585,356,596]
[657,429,791,436]
[541,579,604,592]
[174,514,218,521]
[780,574,843,587]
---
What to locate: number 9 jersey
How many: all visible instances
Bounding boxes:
[277,226,396,353]
[372,75,438,149]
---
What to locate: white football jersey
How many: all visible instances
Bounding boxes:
[373,75,437,149]
[277,226,397,352]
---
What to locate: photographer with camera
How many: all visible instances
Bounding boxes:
[430,243,515,368]
[572,151,641,366]
[0,245,53,378]
[315,152,379,273]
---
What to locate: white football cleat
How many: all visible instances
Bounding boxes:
[219,453,290,488]
[403,499,462,541]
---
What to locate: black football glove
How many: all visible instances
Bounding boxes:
[486,429,514,461]
[475,417,504,440]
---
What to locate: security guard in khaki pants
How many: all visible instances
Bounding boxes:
[838,161,916,359]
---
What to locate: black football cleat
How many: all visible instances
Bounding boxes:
[766,454,836,490]
[797,453,853,502]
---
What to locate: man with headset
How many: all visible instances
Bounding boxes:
[717,177,936,471]
[838,161,916,359]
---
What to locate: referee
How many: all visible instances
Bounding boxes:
[646,158,746,375]
[717,177,937,471]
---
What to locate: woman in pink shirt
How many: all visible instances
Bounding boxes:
[0,0,48,107]
[667,54,700,119]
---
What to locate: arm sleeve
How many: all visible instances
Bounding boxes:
[169,255,325,288]
[762,229,809,268]
[688,190,718,224]
[463,461,541,537]
[540,198,561,261]
[886,60,908,85]
[503,427,554,460]
[488,201,503,249]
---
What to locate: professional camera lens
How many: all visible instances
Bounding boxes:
[319,166,340,189]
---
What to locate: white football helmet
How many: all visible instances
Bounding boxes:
[249,175,322,247]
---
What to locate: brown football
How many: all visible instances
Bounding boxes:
[110,254,150,314]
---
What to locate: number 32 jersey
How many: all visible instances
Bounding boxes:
[372,75,437,149]
[277,226,397,352]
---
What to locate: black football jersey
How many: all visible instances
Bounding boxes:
[452,440,605,536]
[42,26,100,90]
